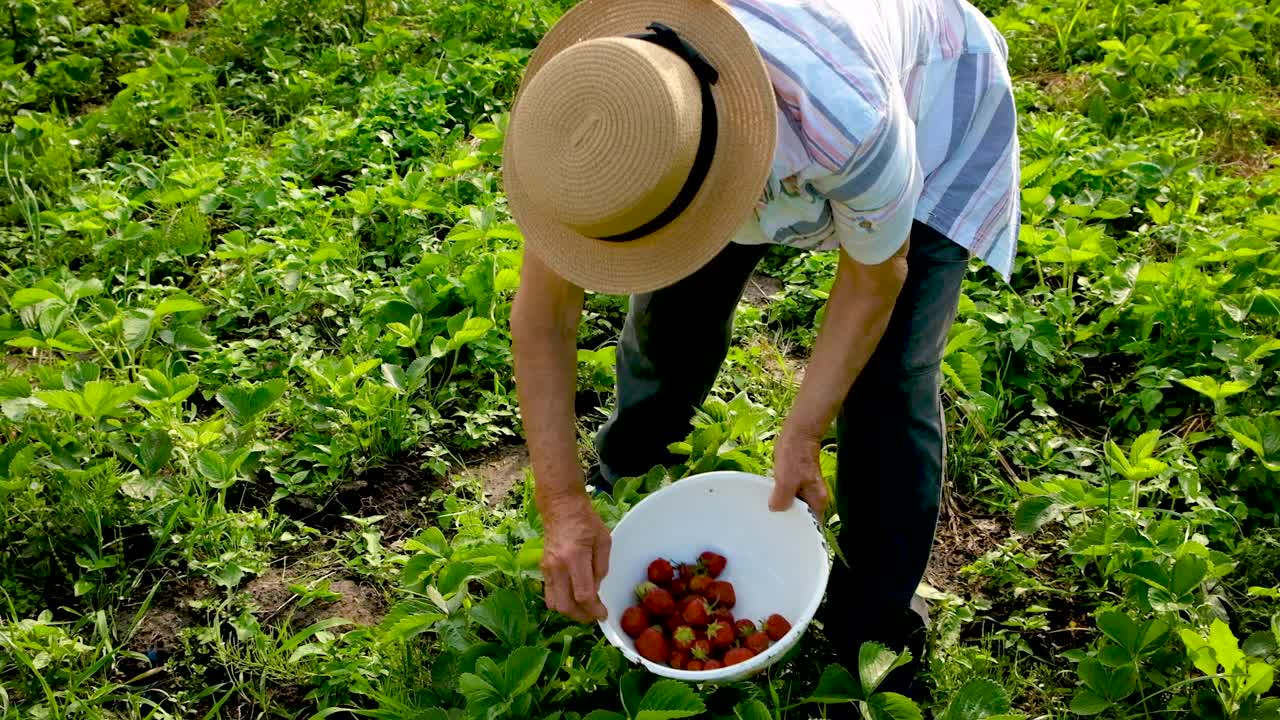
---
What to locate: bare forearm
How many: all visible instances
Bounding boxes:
[784,245,909,439]
[510,257,586,513]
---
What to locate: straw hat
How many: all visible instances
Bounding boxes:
[502,0,777,295]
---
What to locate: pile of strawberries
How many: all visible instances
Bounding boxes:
[620,550,792,671]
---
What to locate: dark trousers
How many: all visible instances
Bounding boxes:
[593,221,970,663]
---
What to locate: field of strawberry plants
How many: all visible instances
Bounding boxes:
[2,0,1279,717]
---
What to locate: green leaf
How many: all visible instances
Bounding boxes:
[1129,429,1161,462]
[37,381,139,420]
[860,642,911,696]
[1105,440,1134,478]
[437,561,494,597]
[1096,611,1139,654]
[1177,375,1250,402]
[1243,631,1277,658]
[807,663,862,703]
[504,646,551,697]
[1180,628,1219,677]
[635,680,706,720]
[1069,690,1111,715]
[942,351,982,395]
[11,288,62,309]
[1078,659,1136,701]
[458,664,502,717]
[620,670,647,718]
[122,310,153,349]
[1208,619,1245,670]
[1170,554,1208,597]
[939,679,1012,720]
[1014,495,1059,534]
[583,713,628,720]
[471,589,532,648]
[733,700,773,720]
[0,443,36,481]
[128,430,173,476]
[379,600,444,642]
[1221,416,1280,471]
[216,379,287,425]
[1244,662,1274,696]
[865,692,923,720]
[447,316,494,352]
[153,296,206,319]
[406,527,450,558]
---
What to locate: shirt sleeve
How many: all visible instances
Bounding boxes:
[808,92,922,266]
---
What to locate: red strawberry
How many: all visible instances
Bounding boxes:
[689,574,714,596]
[712,607,735,626]
[699,551,727,578]
[723,647,755,666]
[706,621,734,650]
[670,577,689,598]
[690,637,712,661]
[686,659,705,672]
[682,597,710,627]
[705,580,736,608]
[669,649,690,670]
[636,583,676,617]
[735,619,757,637]
[676,562,699,580]
[672,625,697,651]
[663,612,684,633]
[704,658,723,670]
[764,614,791,641]
[746,631,771,654]
[635,627,669,663]
[647,558,674,586]
[621,605,649,638]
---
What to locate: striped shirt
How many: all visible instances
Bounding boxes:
[725,0,1021,280]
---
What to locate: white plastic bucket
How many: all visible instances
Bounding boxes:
[597,471,832,683]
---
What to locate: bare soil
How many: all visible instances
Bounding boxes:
[743,272,784,307]
[455,443,531,506]
[925,510,1009,597]
[245,568,385,629]
[124,576,216,659]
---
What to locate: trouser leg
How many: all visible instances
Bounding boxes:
[593,242,770,487]
[827,221,970,690]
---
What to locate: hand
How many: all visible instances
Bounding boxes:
[539,490,612,623]
[769,427,830,516]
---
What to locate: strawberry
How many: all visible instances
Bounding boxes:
[620,605,649,638]
[705,580,736,608]
[669,649,690,670]
[745,631,771,654]
[699,551,727,578]
[735,619,757,637]
[705,621,734,650]
[672,625,697,652]
[682,597,710,627]
[670,577,689,598]
[690,637,712,661]
[686,659,704,672]
[703,659,723,670]
[647,558,674,586]
[635,583,676,617]
[713,607,735,625]
[666,614,685,634]
[764,614,791,641]
[723,647,755,666]
[676,562,699,580]
[689,574,714,596]
[635,627,669,663]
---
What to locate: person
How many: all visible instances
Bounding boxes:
[502,0,1019,697]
